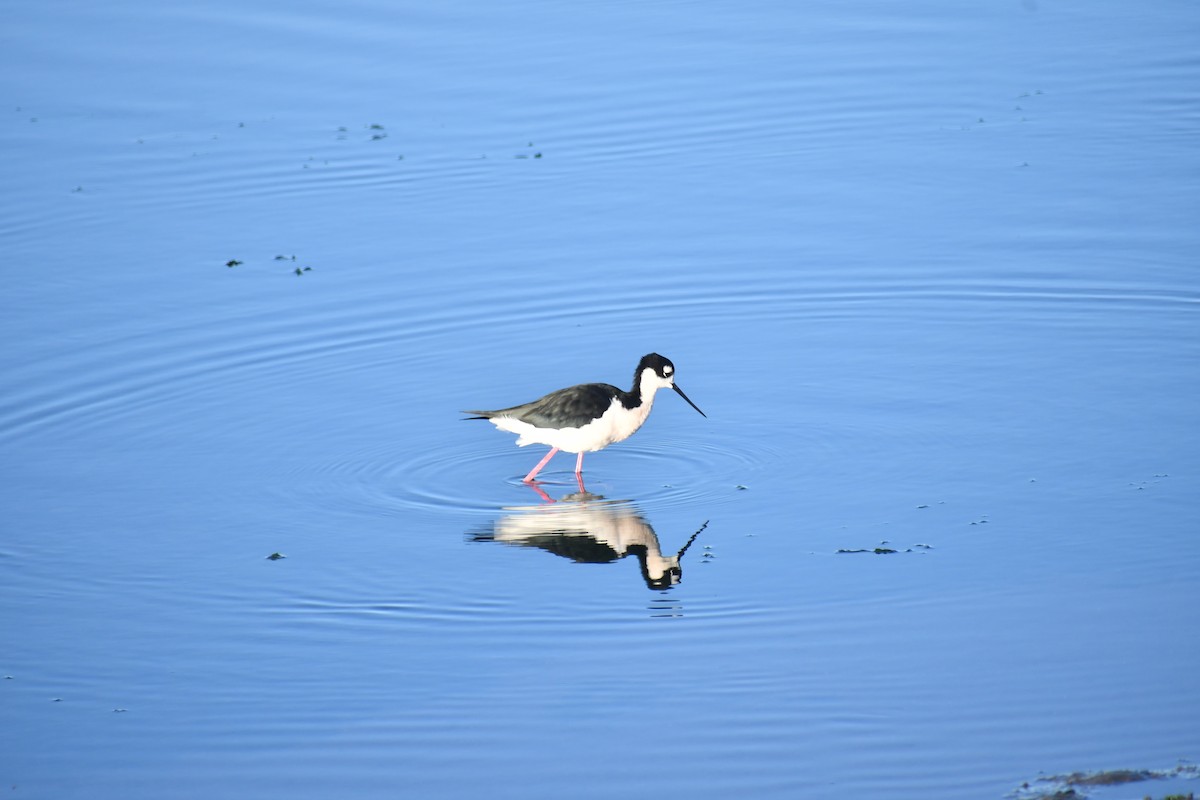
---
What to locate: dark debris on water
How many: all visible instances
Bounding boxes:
[223,256,313,275]
[836,542,932,555]
[1013,764,1200,800]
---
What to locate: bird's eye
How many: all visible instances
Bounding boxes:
[663,366,673,376]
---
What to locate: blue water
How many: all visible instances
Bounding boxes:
[3,1,1198,798]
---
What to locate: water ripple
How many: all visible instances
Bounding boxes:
[282,420,784,520]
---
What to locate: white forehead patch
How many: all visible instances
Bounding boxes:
[663,365,673,375]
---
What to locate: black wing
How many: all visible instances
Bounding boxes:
[503,383,621,429]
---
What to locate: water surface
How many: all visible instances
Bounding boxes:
[2,1,1198,798]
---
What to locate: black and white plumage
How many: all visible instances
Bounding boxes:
[464,353,706,482]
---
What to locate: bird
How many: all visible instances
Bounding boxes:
[464,353,706,483]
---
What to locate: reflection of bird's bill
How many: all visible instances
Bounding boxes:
[676,520,708,559]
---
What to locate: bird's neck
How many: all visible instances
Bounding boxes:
[624,369,663,410]
[619,370,661,412]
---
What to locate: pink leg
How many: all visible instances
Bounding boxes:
[523,447,559,483]
[575,452,585,475]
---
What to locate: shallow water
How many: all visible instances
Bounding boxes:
[2,1,1198,798]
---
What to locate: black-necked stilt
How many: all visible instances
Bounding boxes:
[464,353,706,483]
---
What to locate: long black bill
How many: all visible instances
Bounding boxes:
[672,383,707,418]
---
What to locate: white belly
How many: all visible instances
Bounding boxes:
[490,396,655,453]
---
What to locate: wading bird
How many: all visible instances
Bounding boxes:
[464,353,706,482]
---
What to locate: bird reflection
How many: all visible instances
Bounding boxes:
[470,492,707,590]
